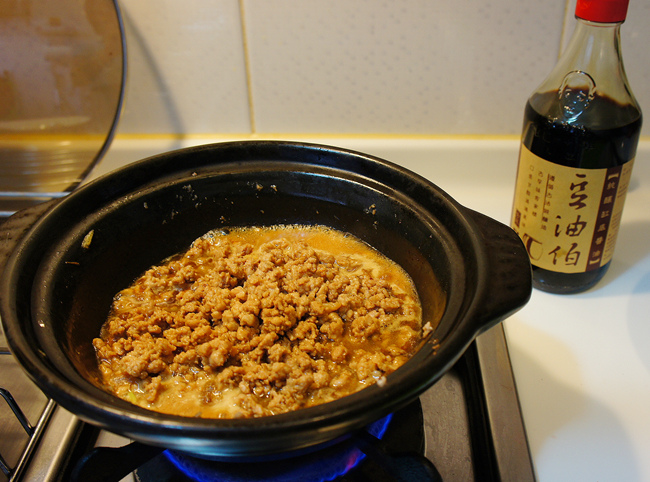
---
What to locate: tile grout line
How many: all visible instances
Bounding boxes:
[239,0,256,134]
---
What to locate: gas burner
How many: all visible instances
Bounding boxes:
[159,414,394,482]
[69,399,440,482]
[132,400,439,482]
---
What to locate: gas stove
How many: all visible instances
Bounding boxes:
[1,258,534,482]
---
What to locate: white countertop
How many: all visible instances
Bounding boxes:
[91,135,650,482]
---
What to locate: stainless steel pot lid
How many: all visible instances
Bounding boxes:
[0,0,125,212]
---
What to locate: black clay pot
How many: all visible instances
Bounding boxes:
[0,141,531,459]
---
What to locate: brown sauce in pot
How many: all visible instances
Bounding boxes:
[93,225,425,418]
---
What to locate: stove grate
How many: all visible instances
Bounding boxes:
[0,385,55,482]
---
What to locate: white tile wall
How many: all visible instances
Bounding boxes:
[114,0,650,137]
[117,0,250,134]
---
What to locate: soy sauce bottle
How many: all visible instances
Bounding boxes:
[511,0,642,294]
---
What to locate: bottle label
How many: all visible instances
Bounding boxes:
[511,144,633,273]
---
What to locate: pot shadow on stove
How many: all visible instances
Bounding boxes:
[506,322,640,481]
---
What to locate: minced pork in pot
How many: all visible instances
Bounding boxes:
[93,225,425,418]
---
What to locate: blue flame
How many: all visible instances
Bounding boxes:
[165,413,393,482]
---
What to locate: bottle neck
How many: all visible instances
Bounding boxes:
[530,16,639,124]
[559,18,622,81]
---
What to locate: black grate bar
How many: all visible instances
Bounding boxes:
[9,399,56,482]
[0,389,56,481]
[0,389,33,436]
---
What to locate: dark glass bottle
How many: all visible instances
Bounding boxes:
[511,0,642,294]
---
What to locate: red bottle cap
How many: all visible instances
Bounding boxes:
[575,0,629,23]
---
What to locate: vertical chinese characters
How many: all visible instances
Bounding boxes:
[547,173,590,267]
